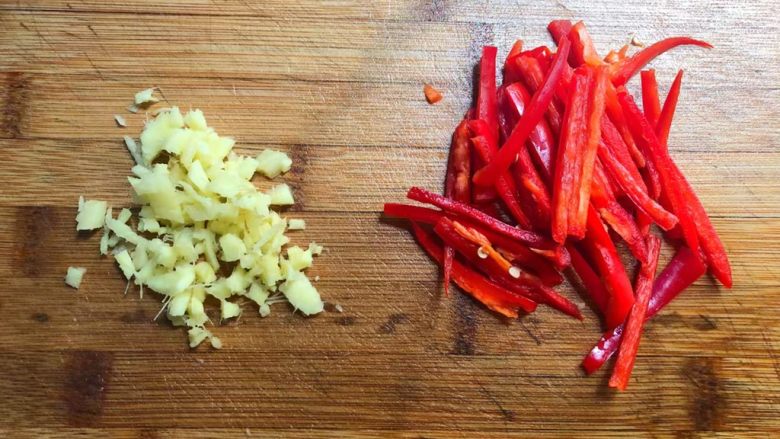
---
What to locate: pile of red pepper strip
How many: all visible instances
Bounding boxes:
[384,20,731,390]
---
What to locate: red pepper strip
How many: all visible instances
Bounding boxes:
[551,68,589,243]
[505,40,524,65]
[411,222,536,317]
[618,90,700,255]
[473,37,571,187]
[609,235,662,390]
[477,46,500,147]
[435,218,580,318]
[443,119,473,296]
[582,245,706,374]
[640,69,661,127]
[513,56,564,135]
[600,116,645,190]
[499,247,563,287]
[599,120,678,230]
[605,84,646,169]
[571,65,608,237]
[656,70,684,146]
[406,187,555,249]
[384,203,570,270]
[591,161,648,263]
[582,207,634,329]
[548,20,573,45]
[612,37,712,85]
[471,134,534,230]
[503,80,558,181]
[674,165,732,287]
[568,21,602,67]
[565,67,594,238]
[568,244,609,316]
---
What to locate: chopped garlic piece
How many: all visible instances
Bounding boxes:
[114,115,127,127]
[287,219,306,230]
[134,88,158,106]
[65,266,86,289]
[76,199,108,230]
[256,149,292,178]
[268,184,294,205]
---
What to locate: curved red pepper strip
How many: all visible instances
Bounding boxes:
[612,37,712,85]
[609,235,662,390]
[605,84,646,169]
[582,246,706,374]
[406,187,555,249]
[656,70,684,146]
[568,21,602,67]
[473,37,571,186]
[641,69,661,127]
[432,218,582,318]
[618,89,700,255]
[411,222,537,316]
[568,244,609,316]
[443,119,473,296]
[582,206,635,329]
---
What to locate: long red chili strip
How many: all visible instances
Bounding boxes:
[641,69,661,126]
[471,134,534,229]
[499,246,564,287]
[478,46,500,147]
[565,67,593,237]
[552,69,589,242]
[605,84,646,169]
[597,139,678,230]
[384,203,570,273]
[406,187,555,249]
[582,206,634,329]
[618,89,700,255]
[473,37,571,186]
[411,222,537,316]
[501,82,558,181]
[513,55,564,134]
[568,244,609,316]
[609,235,662,390]
[591,161,648,262]
[571,65,608,237]
[656,69,684,146]
[433,218,582,318]
[582,246,706,374]
[612,37,712,85]
[443,119,473,296]
[548,20,573,46]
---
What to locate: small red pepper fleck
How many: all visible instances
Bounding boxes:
[423,84,443,104]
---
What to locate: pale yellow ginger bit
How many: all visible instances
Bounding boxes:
[114,114,127,127]
[134,87,158,106]
[287,219,306,230]
[267,184,294,205]
[65,266,87,289]
[256,149,292,178]
[76,199,108,231]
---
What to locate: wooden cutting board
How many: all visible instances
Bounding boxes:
[1,1,778,436]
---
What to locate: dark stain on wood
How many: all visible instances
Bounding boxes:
[694,314,718,331]
[452,293,478,355]
[63,350,114,427]
[13,206,57,277]
[377,312,409,334]
[1,71,29,138]
[119,308,149,324]
[31,312,49,323]
[335,316,356,326]
[684,357,724,431]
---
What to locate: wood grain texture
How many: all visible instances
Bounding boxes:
[1,0,779,436]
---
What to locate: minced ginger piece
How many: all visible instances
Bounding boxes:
[65,266,86,289]
[75,105,324,348]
